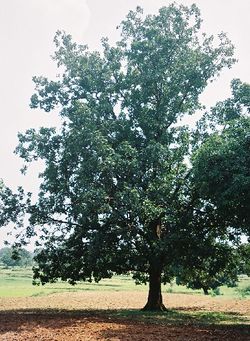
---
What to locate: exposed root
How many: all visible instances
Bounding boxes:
[141,303,168,312]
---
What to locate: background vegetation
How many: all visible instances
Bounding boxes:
[0,266,249,299]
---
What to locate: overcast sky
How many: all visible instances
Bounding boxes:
[0,0,249,248]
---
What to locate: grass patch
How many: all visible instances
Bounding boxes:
[0,266,250,299]
[113,309,249,325]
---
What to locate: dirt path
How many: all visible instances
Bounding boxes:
[1,291,250,314]
[0,292,249,340]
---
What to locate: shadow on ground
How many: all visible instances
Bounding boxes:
[0,308,249,340]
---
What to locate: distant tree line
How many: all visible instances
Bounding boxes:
[0,247,33,267]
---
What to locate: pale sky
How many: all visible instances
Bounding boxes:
[0,0,249,248]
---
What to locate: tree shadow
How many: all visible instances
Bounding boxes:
[0,308,249,340]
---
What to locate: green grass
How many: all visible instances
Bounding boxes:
[0,266,250,299]
[109,309,249,326]
[0,267,146,297]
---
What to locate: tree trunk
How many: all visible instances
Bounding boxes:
[142,267,167,311]
[203,287,209,295]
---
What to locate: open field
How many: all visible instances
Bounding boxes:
[1,267,250,298]
[0,268,249,340]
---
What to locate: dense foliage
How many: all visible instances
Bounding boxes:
[0,4,249,310]
[193,79,250,233]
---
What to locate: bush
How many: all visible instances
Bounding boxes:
[237,285,250,298]
[211,287,221,296]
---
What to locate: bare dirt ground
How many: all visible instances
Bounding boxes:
[0,292,249,340]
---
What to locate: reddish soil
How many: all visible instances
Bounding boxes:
[0,292,249,340]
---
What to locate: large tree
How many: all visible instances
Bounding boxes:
[0,4,239,310]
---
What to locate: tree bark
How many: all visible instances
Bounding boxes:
[142,267,167,311]
[203,287,209,295]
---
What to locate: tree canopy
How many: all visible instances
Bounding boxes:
[0,4,249,311]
